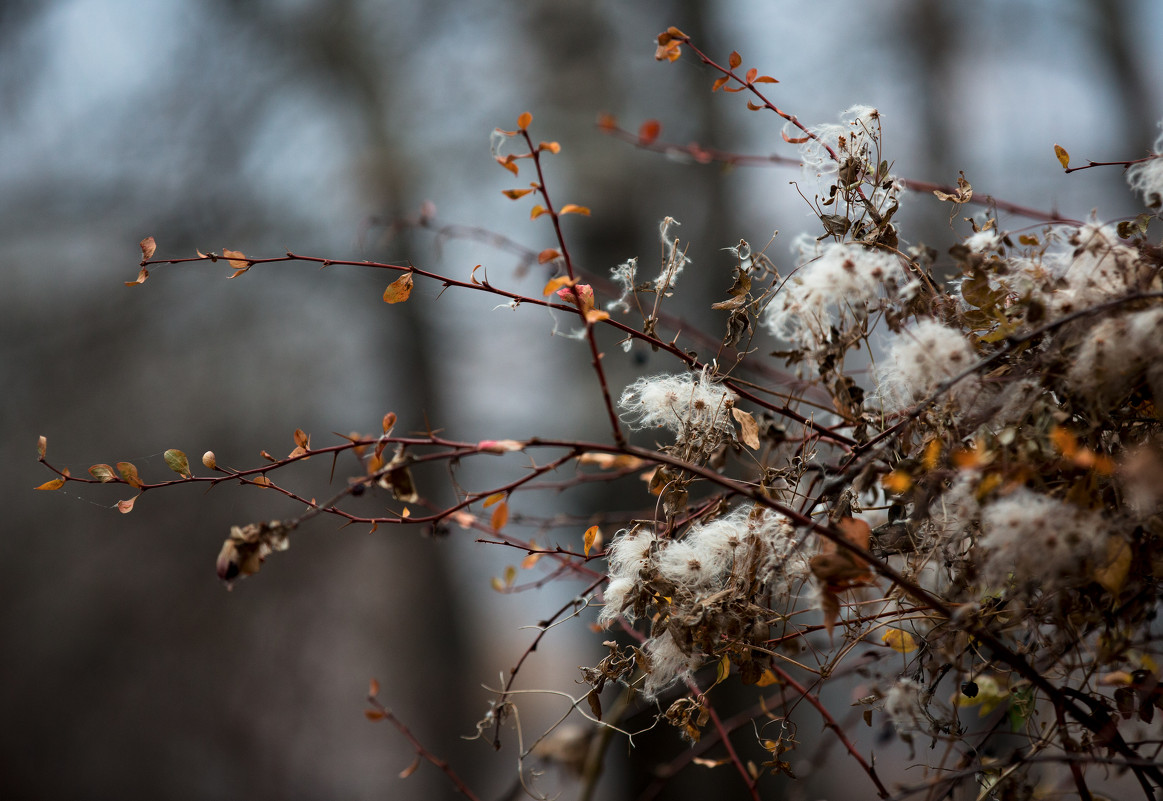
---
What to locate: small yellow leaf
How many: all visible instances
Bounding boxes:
[483,492,505,508]
[517,111,532,130]
[922,438,942,470]
[715,654,730,685]
[521,551,541,569]
[584,309,610,324]
[504,564,516,587]
[35,477,66,491]
[754,669,780,687]
[383,272,414,303]
[559,204,591,216]
[501,188,535,200]
[881,628,918,653]
[139,236,156,260]
[583,525,599,557]
[539,141,561,154]
[1054,144,1070,169]
[1095,536,1132,595]
[530,205,547,220]
[537,248,561,264]
[491,501,509,531]
[543,275,576,296]
[881,470,913,494]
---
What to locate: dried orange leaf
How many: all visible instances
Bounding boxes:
[517,111,532,130]
[364,709,385,722]
[89,464,117,482]
[583,525,599,557]
[584,309,609,324]
[139,236,157,260]
[537,248,561,264]
[638,120,661,145]
[382,272,414,303]
[398,756,421,779]
[368,678,380,697]
[116,495,138,514]
[251,475,272,487]
[530,205,547,220]
[491,501,509,531]
[502,188,535,200]
[116,461,143,488]
[496,155,519,176]
[728,51,742,69]
[293,429,310,449]
[521,551,541,569]
[483,492,505,508]
[543,275,576,296]
[711,76,729,92]
[746,100,763,111]
[754,75,778,84]
[732,408,760,450]
[35,477,66,491]
[559,204,591,216]
[125,267,149,287]
[223,249,250,277]
[782,130,809,144]
[596,112,617,132]
[382,412,397,434]
[745,67,757,83]
[922,438,942,470]
[539,141,561,154]
[1054,143,1070,169]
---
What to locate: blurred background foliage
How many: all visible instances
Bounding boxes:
[3,1,1159,798]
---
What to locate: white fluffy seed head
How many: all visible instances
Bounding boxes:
[977,490,1106,591]
[1127,122,1163,210]
[619,371,736,437]
[876,319,979,412]
[765,243,899,350]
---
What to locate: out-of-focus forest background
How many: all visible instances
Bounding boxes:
[3,1,1160,799]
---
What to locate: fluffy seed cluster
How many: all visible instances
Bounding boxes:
[876,319,980,412]
[600,505,803,698]
[976,489,1108,592]
[619,371,736,438]
[1067,307,1163,409]
[1126,123,1163,210]
[765,242,900,350]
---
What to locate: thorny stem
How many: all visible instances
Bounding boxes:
[522,128,627,449]
[364,694,484,801]
[601,122,1079,224]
